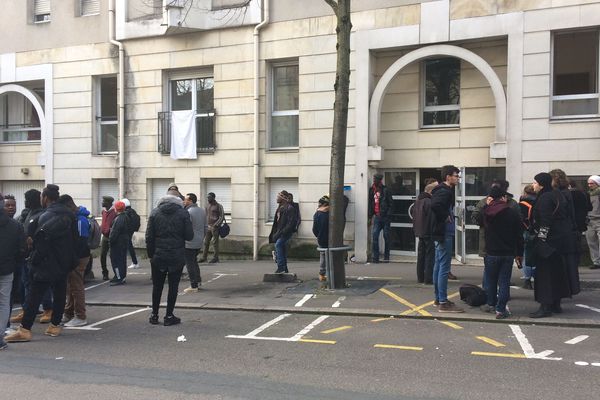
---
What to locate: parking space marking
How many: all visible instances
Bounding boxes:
[576,304,600,314]
[65,307,148,331]
[349,276,403,281]
[295,294,315,307]
[565,335,589,345]
[379,288,432,317]
[226,314,330,343]
[374,344,423,351]
[476,336,505,348]
[440,321,463,330]
[205,273,238,284]
[245,313,291,337]
[85,281,109,291]
[298,339,336,345]
[510,324,562,361]
[321,326,352,334]
[471,351,526,359]
[331,296,345,308]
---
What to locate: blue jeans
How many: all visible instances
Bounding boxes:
[275,234,292,272]
[372,216,390,262]
[433,236,453,303]
[522,232,535,280]
[483,255,514,313]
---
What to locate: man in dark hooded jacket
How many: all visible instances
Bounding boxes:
[146,194,193,326]
[413,181,438,284]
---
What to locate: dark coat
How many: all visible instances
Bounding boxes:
[0,210,26,276]
[368,183,392,219]
[109,212,130,250]
[430,183,454,239]
[145,196,194,271]
[269,202,297,243]
[312,209,329,248]
[483,201,523,257]
[570,189,592,233]
[412,192,435,238]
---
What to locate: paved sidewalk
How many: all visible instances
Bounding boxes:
[85,258,600,328]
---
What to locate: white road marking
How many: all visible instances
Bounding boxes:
[295,294,315,307]
[205,273,238,284]
[565,335,589,345]
[65,307,148,331]
[84,281,109,291]
[575,361,589,366]
[243,313,291,337]
[226,313,330,343]
[349,276,402,281]
[592,363,600,367]
[290,315,330,341]
[576,304,600,313]
[331,296,345,308]
[510,286,520,290]
[509,324,562,361]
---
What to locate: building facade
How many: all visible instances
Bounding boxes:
[1,0,599,262]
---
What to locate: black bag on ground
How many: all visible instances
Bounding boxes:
[459,283,487,307]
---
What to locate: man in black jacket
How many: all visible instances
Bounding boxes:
[368,174,392,263]
[146,194,193,326]
[269,190,298,273]
[109,201,130,286]
[413,181,438,284]
[312,195,330,281]
[0,194,27,350]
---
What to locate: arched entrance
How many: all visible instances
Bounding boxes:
[0,84,46,142]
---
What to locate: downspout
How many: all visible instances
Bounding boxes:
[109,0,126,198]
[253,0,269,260]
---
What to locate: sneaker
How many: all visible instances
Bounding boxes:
[164,315,181,326]
[183,287,200,293]
[438,302,464,313]
[433,300,440,306]
[590,264,600,270]
[64,317,87,327]
[102,271,109,281]
[149,314,159,325]
[10,312,23,324]
[495,310,511,319]
[272,250,276,261]
[39,310,53,324]
[109,279,126,286]
[318,274,327,282]
[274,268,285,274]
[0,340,7,350]
[5,327,31,343]
[448,272,458,280]
[45,324,61,337]
[197,258,207,263]
[480,304,495,313]
[128,263,140,269]
[61,315,73,325]
[522,279,533,290]
[208,258,219,264]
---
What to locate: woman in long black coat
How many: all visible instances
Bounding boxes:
[530,172,574,318]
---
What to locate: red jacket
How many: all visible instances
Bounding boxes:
[101,207,116,236]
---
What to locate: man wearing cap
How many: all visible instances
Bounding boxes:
[100,196,116,280]
[199,192,224,264]
[586,175,600,269]
[368,173,392,263]
[167,182,185,201]
[269,190,298,273]
[312,195,330,281]
[108,201,130,285]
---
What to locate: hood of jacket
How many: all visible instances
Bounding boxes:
[484,200,509,221]
[156,195,183,214]
[77,206,90,218]
[417,192,432,200]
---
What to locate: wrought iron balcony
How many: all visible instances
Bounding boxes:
[158,110,216,155]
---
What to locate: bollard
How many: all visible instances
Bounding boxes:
[317,246,353,289]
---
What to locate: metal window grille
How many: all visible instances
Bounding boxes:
[158,110,216,154]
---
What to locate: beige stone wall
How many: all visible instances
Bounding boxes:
[450,0,600,20]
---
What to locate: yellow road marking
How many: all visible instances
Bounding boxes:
[374,344,423,351]
[371,317,394,322]
[471,351,526,359]
[379,288,432,317]
[476,336,506,348]
[321,326,352,334]
[399,292,461,316]
[440,321,463,330]
[298,339,336,345]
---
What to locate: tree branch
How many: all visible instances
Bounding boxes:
[324,0,338,14]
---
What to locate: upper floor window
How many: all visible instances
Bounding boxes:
[422,58,460,128]
[269,62,299,149]
[552,30,599,119]
[95,76,118,153]
[34,0,51,23]
[0,91,42,143]
[80,0,100,16]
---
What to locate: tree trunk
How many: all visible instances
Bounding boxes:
[326,0,352,289]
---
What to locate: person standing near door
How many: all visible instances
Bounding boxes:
[100,196,116,281]
[368,173,392,263]
[413,181,438,284]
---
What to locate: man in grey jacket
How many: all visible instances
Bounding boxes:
[183,193,207,293]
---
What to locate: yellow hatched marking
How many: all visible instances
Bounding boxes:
[400,292,461,316]
[374,344,423,351]
[379,288,432,317]
[298,339,336,345]
[321,326,352,334]
[471,351,526,359]
[476,336,506,348]
[440,321,463,330]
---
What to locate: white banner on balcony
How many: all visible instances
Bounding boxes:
[170,110,197,160]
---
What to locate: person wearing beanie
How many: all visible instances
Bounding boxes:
[121,198,141,270]
[529,172,574,318]
[108,201,130,285]
[312,195,330,281]
[368,173,392,263]
[268,190,298,273]
[100,195,116,280]
[586,175,600,269]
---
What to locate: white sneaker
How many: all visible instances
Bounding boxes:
[183,287,200,294]
[64,317,88,327]
[61,315,72,324]
[128,263,140,269]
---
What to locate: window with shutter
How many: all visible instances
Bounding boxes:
[81,0,100,16]
[0,180,45,216]
[95,179,119,216]
[204,179,231,216]
[268,178,298,222]
[34,0,51,22]
[150,179,173,213]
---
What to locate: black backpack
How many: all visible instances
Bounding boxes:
[126,208,141,234]
[459,284,487,307]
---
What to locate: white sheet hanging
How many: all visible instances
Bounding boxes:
[170,110,197,160]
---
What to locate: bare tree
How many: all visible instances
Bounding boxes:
[324,0,352,289]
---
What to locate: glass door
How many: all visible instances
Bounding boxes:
[455,167,467,263]
[385,170,419,256]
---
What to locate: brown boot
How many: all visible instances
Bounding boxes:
[5,327,32,342]
[10,311,24,324]
[45,324,62,337]
[39,310,53,324]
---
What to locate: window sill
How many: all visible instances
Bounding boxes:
[418,126,460,132]
[549,116,600,123]
[266,147,299,153]
[95,152,118,156]
[0,140,41,145]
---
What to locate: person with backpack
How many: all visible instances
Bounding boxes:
[269,190,298,274]
[108,201,130,286]
[312,195,330,282]
[199,192,224,264]
[519,184,537,289]
[100,196,116,281]
[121,198,141,270]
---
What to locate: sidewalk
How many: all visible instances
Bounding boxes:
[85,259,600,328]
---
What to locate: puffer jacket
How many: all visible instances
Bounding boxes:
[0,210,26,276]
[145,195,194,270]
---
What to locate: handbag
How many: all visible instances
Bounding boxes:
[218,215,230,238]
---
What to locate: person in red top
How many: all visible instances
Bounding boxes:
[368,174,392,263]
[100,196,116,281]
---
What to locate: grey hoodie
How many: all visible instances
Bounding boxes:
[185,202,207,249]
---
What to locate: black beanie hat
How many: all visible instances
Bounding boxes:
[534,172,552,189]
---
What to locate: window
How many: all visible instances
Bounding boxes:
[270,62,299,149]
[161,74,215,153]
[149,179,173,212]
[34,0,51,22]
[268,178,298,222]
[0,180,45,215]
[95,76,118,153]
[552,30,599,118]
[422,58,460,128]
[205,179,232,217]
[0,91,42,143]
[80,0,100,16]
[94,179,119,216]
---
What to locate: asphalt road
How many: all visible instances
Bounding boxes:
[2,305,600,400]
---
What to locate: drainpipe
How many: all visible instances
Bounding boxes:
[252,0,269,260]
[109,0,126,198]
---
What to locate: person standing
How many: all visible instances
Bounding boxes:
[6,184,79,342]
[109,201,130,286]
[146,194,193,326]
[519,184,537,289]
[430,165,463,313]
[121,199,141,270]
[183,193,206,293]
[368,174,392,263]
[0,194,27,349]
[269,191,298,273]
[199,192,224,264]
[585,175,600,270]
[413,182,437,284]
[312,195,330,281]
[100,196,116,281]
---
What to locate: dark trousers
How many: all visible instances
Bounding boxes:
[9,260,24,313]
[22,262,53,312]
[185,248,201,287]
[100,236,110,275]
[483,255,514,313]
[110,243,128,281]
[417,237,435,284]
[151,264,182,316]
[128,239,138,265]
[22,275,67,330]
[371,216,390,262]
